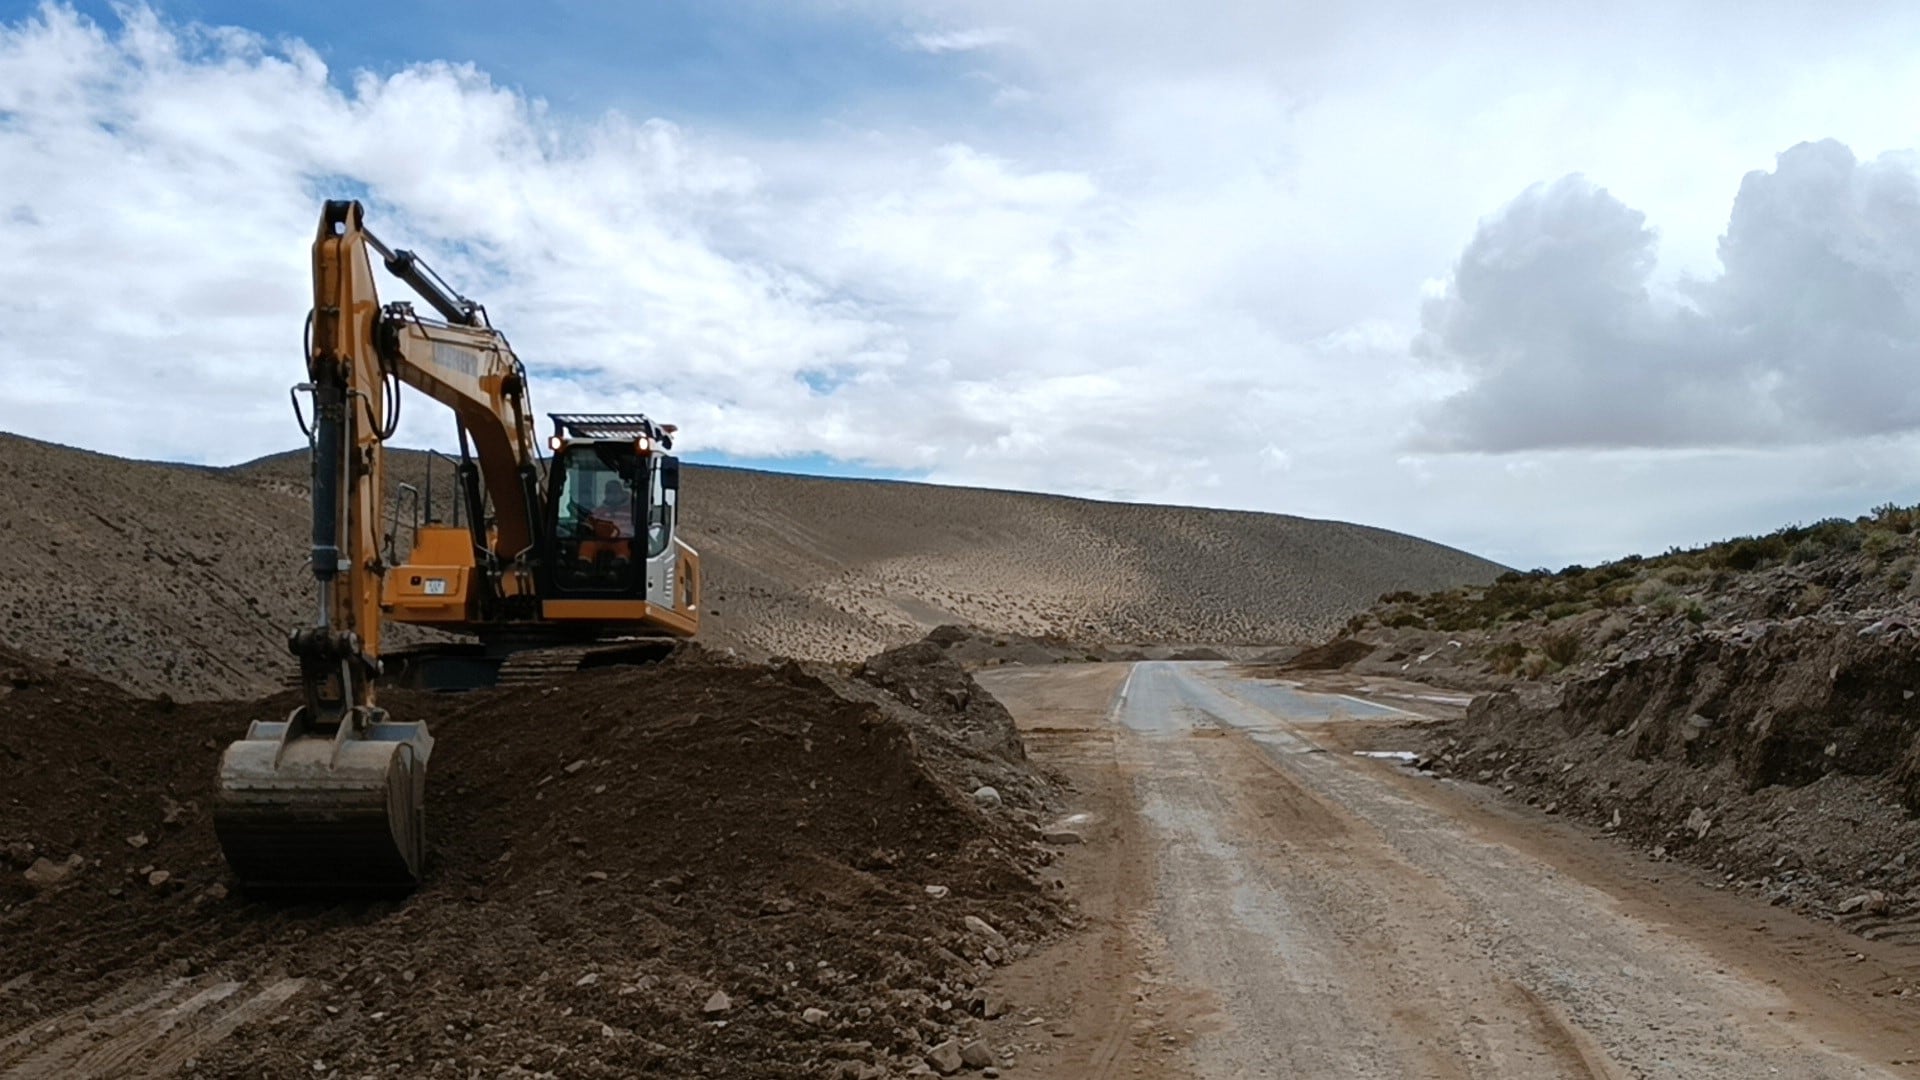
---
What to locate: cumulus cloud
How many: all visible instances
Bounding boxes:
[1415,140,1920,451]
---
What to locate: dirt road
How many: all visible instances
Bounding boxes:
[977,661,1920,1079]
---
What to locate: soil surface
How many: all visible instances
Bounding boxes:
[0,431,1501,699]
[1,637,1069,1078]
[979,661,1920,1078]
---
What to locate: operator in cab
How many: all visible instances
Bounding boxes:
[592,478,634,538]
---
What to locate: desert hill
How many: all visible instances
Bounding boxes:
[0,432,1501,698]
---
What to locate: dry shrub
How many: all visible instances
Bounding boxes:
[1542,632,1580,665]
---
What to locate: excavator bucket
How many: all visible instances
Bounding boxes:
[213,709,432,892]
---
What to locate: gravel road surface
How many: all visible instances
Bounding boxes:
[977,661,1920,1079]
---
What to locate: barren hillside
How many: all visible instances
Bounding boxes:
[0,432,1501,698]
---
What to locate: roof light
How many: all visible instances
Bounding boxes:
[547,435,564,452]
[634,436,652,453]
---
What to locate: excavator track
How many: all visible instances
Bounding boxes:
[368,639,680,691]
[278,640,680,692]
[496,639,680,686]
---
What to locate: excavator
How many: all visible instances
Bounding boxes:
[213,200,700,892]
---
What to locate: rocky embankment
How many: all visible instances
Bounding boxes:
[1289,509,1920,941]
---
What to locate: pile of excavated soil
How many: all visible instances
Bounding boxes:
[0,430,1502,700]
[0,640,1067,1078]
[896,625,1267,672]
[1273,637,1375,672]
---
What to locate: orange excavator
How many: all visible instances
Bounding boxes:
[214,201,701,891]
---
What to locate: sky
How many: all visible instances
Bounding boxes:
[4,2,1920,569]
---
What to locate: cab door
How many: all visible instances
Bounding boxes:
[643,457,679,604]
[546,443,645,599]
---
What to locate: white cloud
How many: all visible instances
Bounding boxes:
[1416,141,1920,451]
[907,27,1014,54]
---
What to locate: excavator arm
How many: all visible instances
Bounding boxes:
[214,200,544,891]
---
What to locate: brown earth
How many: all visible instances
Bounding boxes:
[0,636,1071,1078]
[0,431,1501,700]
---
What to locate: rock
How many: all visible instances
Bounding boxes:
[1680,713,1714,743]
[1042,829,1084,845]
[703,990,732,1015]
[959,1040,994,1069]
[1685,807,1713,840]
[564,759,588,775]
[924,1038,964,1074]
[802,1006,830,1026]
[23,854,81,890]
[971,786,1002,808]
[147,869,172,891]
[963,915,1007,949]
[1838,890,1889,916]
[202,882,228,902]
[924,884,950,899]
[583,870,609,883]
[159,796,187,827]
[126,832,148,849]
[576,972,600,987]
[967,990,1009,1019]
[2,841,33,868]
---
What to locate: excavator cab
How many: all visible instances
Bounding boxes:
[537,414,696,634]
[551,441,647,594]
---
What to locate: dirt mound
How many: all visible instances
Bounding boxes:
[844,639,1041,802]
[0,430,1502,699]
[0,641,1065,1077]
[1276,637,1375,671]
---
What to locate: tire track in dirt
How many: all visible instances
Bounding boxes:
[0,975,306,1079]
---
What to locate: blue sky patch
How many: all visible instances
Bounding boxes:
[40,0,975,129]
[685,449,925,483]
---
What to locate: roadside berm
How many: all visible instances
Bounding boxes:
[0,635,1067,1078]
